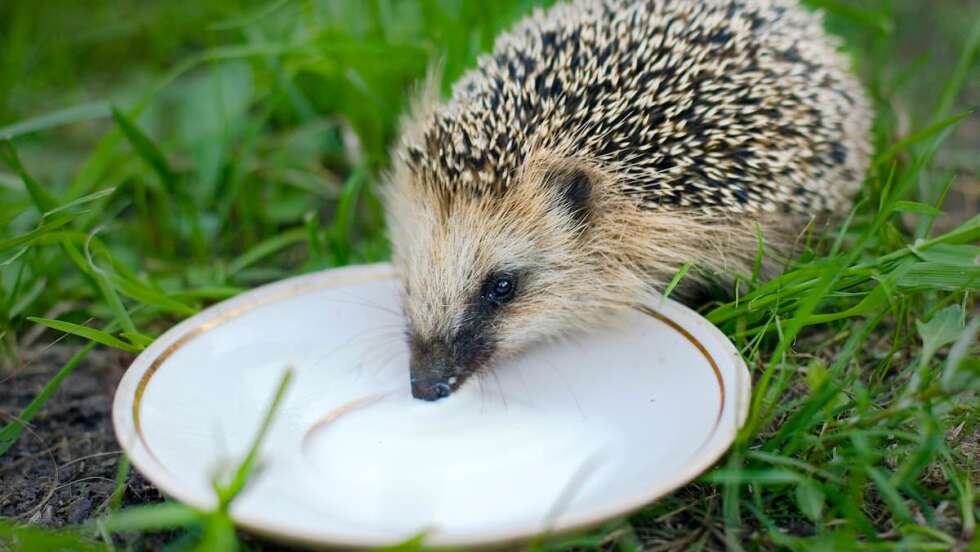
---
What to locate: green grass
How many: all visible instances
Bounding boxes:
[1,0,978,550]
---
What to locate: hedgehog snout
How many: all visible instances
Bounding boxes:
[409,360,461,402]
[408,336,465,402]
[410,378,453,401]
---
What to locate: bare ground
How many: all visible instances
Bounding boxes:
[0,346,173,547]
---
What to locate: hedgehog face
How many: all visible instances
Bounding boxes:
[385,161,623,401]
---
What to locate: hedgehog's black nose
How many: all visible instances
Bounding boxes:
[432,382,451,398]
[411,379,453,402]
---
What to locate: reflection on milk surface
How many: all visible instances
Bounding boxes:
[303,383,611,533]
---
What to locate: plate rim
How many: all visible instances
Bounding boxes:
[112,262,750,549]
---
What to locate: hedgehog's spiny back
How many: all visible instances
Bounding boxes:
[400,0,871,214]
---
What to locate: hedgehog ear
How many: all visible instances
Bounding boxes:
[542,164,593,224]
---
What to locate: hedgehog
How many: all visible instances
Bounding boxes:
[383,0,872,401]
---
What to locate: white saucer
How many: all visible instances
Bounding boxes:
[112,263,749,548]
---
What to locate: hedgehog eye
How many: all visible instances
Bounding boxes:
[482,274,517,305]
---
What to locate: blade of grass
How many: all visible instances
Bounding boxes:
[327,165,367,264]
[226,227,306,276]
[106,272,197,317]
[662,262,692,299]
[7,277,45,319]
[188,512,237,552]
[866,466,914,523]
[750,222,764,288]
[0,519,106,552]
[0,139,60,212]
[874,111,971,166]
[928,17,980,124]
[110,106,176,187]
[740,259,846,440]
[890,415,941,488]
[93,502,202,533]
[806,0,893,35]
[109,454,131,512]
[63,240,138,336]
[0,227,78,268]
[26,317,141,352]
[43,187,116,217]
[0,102,111,140]
[215,368,293,506]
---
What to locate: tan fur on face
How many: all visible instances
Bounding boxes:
[385,149,794,359]
[383,0,872,370]
[385,152,615,356]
